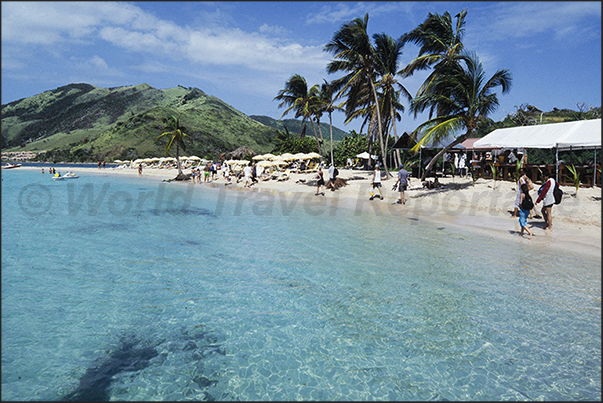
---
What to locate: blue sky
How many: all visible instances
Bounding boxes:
[2,1,601,135]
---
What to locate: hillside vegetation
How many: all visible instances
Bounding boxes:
[1,83,350,162]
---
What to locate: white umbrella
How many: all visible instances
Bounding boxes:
[307,152,322,159]
[293,152,310,160]
[280,153,295,161]
[271,157,288,166]
[252,154,266,160]
[188,156,201,160]
[257,160,273,167]
[262,153,276,160]
[114,159,124,163]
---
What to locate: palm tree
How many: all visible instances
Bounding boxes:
[274,74,325,155]
[373,33,412,169]
[324,13,390,176]
[157,113,190,179]
[400,9,467,118]
[410,51,512,180]
[317,79,342,166]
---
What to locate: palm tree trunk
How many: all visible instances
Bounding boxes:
[315,117,327,156]
[329,111,334,166]
[390,107,401,169]
[176,142,182,175]
[370,80,389,178]
[309,119,324,156]
[420,132,470,181]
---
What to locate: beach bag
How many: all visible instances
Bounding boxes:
[521,194,534,211]
[553,182,563,204]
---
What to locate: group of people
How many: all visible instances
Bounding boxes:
[365,163,411,204]
[512,168,557,239]
[42,167,57,174]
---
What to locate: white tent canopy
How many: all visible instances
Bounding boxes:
[474,119,601,150]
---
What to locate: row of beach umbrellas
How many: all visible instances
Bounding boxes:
[115,152,323,167]
[252,152,322,161]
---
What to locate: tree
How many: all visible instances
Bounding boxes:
[333,130,369,167]
[373,33,412,169]
[274,74,325,155]
[157,113,190,179]
[410,51,512,180]
[317,79,342,166]
[324,13,390,177]
[400,9,467,118]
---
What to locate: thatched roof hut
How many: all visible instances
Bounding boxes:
[221,146,257,161]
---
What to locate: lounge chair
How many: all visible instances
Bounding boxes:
[277,169,291,181]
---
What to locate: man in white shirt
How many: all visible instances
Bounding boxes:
[243,164,252,188]
[535,171,556,230]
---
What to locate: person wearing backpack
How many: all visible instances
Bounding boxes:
[519,182,534,239]
[535,171,556,231]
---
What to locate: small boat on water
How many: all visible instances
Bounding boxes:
[2,163,22,169]
[52,172,79,180]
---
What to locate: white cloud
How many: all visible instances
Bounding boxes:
[305,1,414,25]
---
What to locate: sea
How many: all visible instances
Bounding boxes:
[2,168,601,401]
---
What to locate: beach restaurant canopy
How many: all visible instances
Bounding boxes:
[474,119,601,183]
[473,119,601,150]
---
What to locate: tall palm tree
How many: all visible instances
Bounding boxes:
[324,13,390,176]
[400,9,467,118]
[317,79,342,166]
[157,113,190,178]
[373,33,412,169]
[274,74,325,155]
[410,51,512,180]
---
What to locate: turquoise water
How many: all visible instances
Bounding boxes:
[2,169,600,401]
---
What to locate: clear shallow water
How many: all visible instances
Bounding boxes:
[2,169,601,401]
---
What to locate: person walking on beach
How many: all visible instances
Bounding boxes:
[535,171,556,231]
[512,169,534,218]
[243,164,252,188]
[315,165,325,196]
[393,164,411,205]
[138,163,143,176]
[518,182,534,239]
[203,163,210,183]
[370,163,384,200]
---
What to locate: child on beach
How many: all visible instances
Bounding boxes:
[519,182,534,239]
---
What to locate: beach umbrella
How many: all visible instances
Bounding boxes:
[307,152,322,159]
[262,153,276,160]
[271,157,288,166]
[188,156,201,160]
[114,159,124,163]
[280,153,295,161]
[293,152,310,160]
[257,160,273,167]
[150,157,161,162]
[252,154,266,160]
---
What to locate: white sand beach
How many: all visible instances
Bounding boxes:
[24,165,602,257]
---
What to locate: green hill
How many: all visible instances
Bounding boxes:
[1,83,282,162]
[249,115,349,141]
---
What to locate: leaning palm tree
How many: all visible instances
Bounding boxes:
[410,51,512,181]
[274,74,325,155]
[157,113,191,179]
[324,13,390,176]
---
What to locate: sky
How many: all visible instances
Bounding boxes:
[2,1,601,136]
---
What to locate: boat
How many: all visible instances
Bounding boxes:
[52,172,79,180]
[2,163,22,169]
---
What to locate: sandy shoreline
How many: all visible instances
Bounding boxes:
[18,165,602,258]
